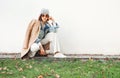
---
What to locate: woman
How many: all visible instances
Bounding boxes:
[21,8,66,58]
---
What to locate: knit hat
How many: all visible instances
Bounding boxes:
[40,8,49,15]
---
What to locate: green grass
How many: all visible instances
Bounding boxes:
[0,58,120,78]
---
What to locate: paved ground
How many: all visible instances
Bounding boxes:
[0,52,20,58]
[0,52,120,61]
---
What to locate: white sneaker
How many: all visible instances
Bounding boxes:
[54,53,67,58]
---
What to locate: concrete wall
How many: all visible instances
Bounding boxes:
[0,0,120,55]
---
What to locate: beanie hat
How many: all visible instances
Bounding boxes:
[40,8,49,15]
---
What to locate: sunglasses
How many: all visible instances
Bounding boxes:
[41,14,49,18]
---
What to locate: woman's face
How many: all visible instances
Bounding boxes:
[41,14,49,23]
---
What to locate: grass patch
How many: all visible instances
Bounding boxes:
[0,58,120,78]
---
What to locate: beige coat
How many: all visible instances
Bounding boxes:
[21,19,41,58]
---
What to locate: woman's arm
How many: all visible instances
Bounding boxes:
[39,44,46,55]
[48,17,59,32]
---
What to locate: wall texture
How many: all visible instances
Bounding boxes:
[0,0,120,55]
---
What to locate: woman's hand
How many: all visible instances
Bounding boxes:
[49,16,55,22]
[39,45,46,55]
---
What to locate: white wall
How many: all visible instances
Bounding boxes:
[0,0,120,55]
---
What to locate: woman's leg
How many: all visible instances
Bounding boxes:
[41,32,60,54]
[28,43,40,57]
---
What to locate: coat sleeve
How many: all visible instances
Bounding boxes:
[23,19,36,49]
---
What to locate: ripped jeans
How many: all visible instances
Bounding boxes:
[28,32,60,57]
